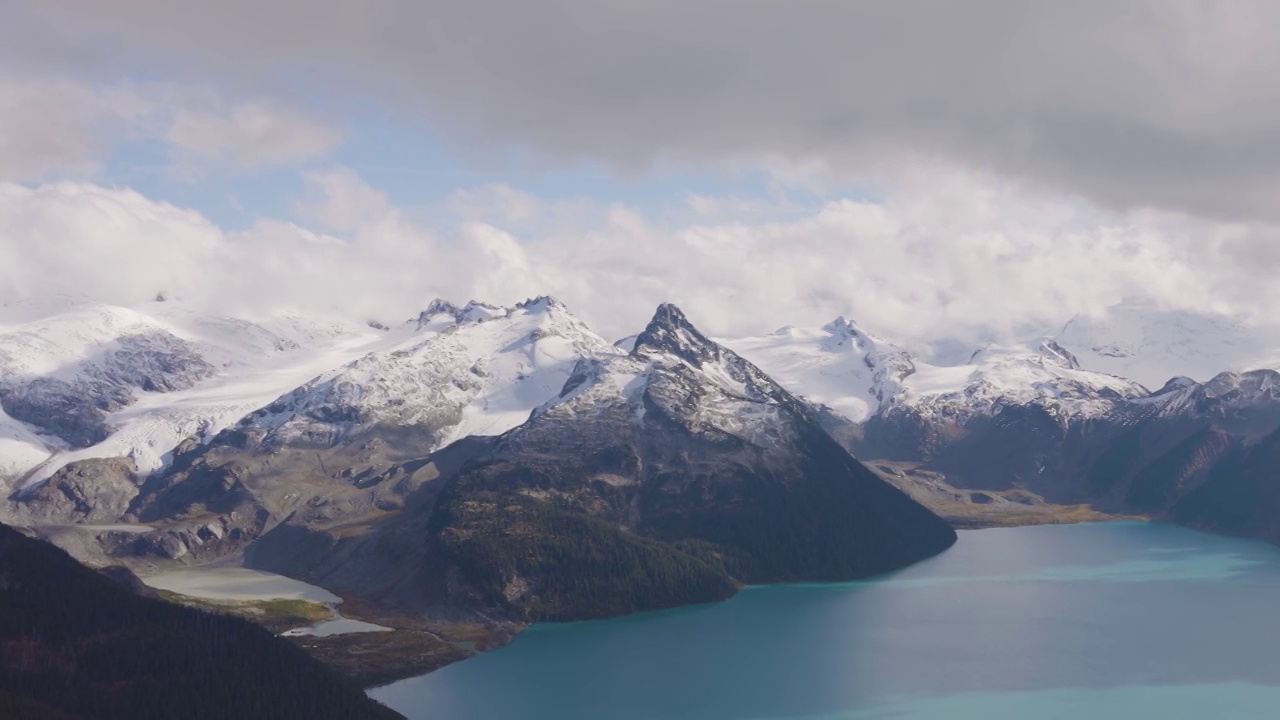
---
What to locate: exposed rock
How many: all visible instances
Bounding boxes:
[8,457,140,523]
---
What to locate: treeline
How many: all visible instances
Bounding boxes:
[0,523,401,720]
[430,420,956,623]
[436,498,738,621]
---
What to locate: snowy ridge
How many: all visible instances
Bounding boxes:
[0,297,389,489]
[897,340,1147,423]
[239,296,618,452]
[8,293,1280,502]
[1054,298,1280,389]
[721,316,914,422]
[1136,368,1280,422]
[727,321,1147,426]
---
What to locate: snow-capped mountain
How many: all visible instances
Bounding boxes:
[412,303,956,621]
[725,319,1146,427]
[0,296,390,491]
[534,303,808,448]
[896,339,1147,423]
[721,317,914,423]
[236,296,617,454]
[1133,369,1280,436]
[1053,298,1280,389]
[9,290,1280,554]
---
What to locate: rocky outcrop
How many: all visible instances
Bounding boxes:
[8,457,139,523]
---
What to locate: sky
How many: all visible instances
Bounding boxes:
[3,1,1280,343]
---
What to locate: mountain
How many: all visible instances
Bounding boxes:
[1053,297,1280,388]
[728,320,1146,425]
[722,305,1280,537]
[81,297,618,564]
[0,522,400,720]
[238,296,614,453]
[0,296,389,494]
[415,304,956,621]
[727,319,1146,473]
[40,302,958,626]
[722,316,914,423]
[1080,369,1280,521]
[739,316,1280,541]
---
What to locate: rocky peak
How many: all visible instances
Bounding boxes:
[1155,376,1197,395]
[513,295,566,313]
[1203,369,1280,400]
[413,299,463,328]
[1151,369,1280,423]
[457,300,505,323]
[631,303,722,368]
[1037,339,1081,370]
[822,316,862,340]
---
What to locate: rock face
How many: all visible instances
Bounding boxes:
[422,304,957,621]
[7,457,140,523]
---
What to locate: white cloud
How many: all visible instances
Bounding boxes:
[166,95,343,171]
[0,74,342,182]
[293,167,394,232]
[0,77,150,181]
[3,167,1277,350]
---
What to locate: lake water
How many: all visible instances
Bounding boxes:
[371,522,1280,719]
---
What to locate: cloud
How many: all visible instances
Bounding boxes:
[165,94,343,172]
[0,76,150,180]
[293,167,394,232]
[3,167,1278,350]
[10,2,1280,221]
[0,73,342,182]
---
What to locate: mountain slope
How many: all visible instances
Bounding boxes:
[0,297,389,492]
[423,304,957,621]
[241,296,615,452]
[107,297,619,564]
[0,522,400,720]
[722,317,915,422]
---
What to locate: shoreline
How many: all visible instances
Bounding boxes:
[356,510,1139,688]
[133,503,1141,690]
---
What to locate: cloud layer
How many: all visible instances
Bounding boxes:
[0,75,341,182]
[3,168,1276,348]
[11,2,1280,220]
[3,2,1280,352]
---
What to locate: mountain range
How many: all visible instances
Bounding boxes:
[5,292,1280,654]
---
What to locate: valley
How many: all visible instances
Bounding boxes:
[867,461,1136,529]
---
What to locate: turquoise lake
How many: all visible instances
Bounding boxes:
[370,522,1280,719]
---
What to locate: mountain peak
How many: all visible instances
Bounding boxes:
[632,303,721,367]
[413,298,463,327]
[457,300,505,323]
[822,315,866,340]
[514,295,566,314]
[823,315,851,330]
[1037,338,1081,369]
